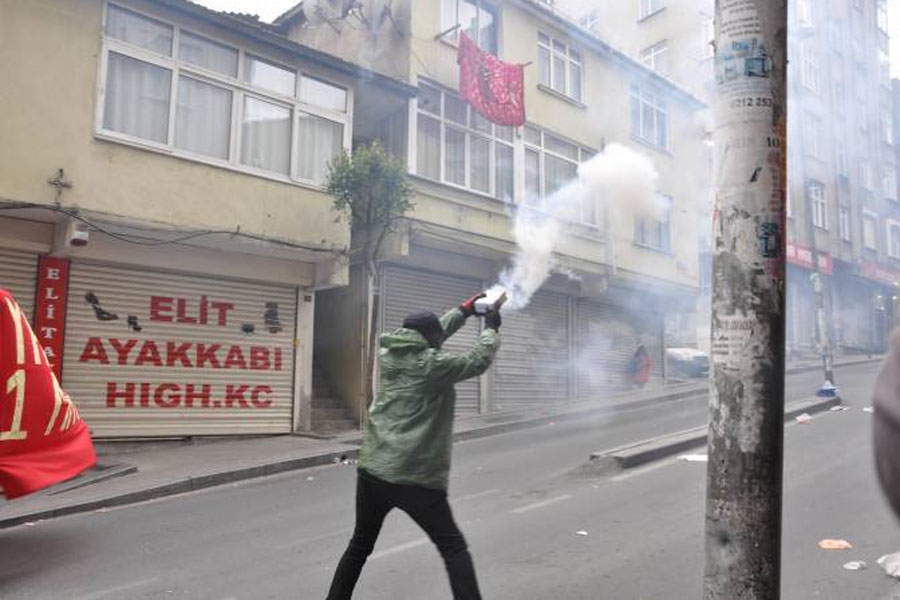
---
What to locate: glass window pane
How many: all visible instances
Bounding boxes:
[470,135,490,193]
[582,195,597,225]
[106,4,173,55]
[300,76,347,112]
[240,96,291,175]
[524,125,542,146]
[103,52,171,143]
[496,143,514,202]
[178,32,237,77]
[569,62,582,101]
[539,32,550,45]
[418,84,441,115]
[479,5,497,54]
[525,148,541,200]
[657,109,667,147]
[445,94,467,125]
[472,110,492,133]
[445,127,466,185]
[545,134,579,160]
[545,155,577,196]
[460,0,478,42]
[552,40,567,53]
[569,47,582,62]
[296,113,343,183]
[243,55,296,97]
[441,0,457,31]
[417,114,441,180]
[552,55,566,92]
[630,95,641,137]
[175,76,231,159]
[642,102,656,140]
[495,125,514,142]
[539,46,551,87]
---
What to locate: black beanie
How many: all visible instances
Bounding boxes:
[403,312,443,347]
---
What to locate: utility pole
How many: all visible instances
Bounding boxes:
[705,1,787,598]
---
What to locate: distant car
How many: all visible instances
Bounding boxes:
[666,348,710,378]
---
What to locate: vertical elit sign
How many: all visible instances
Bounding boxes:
[33,256,70,380]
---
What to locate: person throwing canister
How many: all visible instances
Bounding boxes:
[325,292,501,600]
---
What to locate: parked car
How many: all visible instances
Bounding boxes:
[666,347,710,378]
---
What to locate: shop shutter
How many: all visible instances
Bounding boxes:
[492,290,570,410]
[576,300,663,399]
[382,266,482,415]
[62,262,297,437]
[0,249,38,323]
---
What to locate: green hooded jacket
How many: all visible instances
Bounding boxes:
[358,308,499,490]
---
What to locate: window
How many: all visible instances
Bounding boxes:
[580,9,601,31]
[839,206,851,241]
[801,44,819,91]
[640,41,669,74]
[635,194,672,251]
[803,113,823,159]
[878,0,889,33]
[880,49,891,81]
[863,212,878,249]
[889,221,900,259]
[861,162,874,190]
[415,83,514,200]
[639,0,665,20]
[538,33,583,102]
[523,125,597,226]
[832,80,845,114]
[836,143,849,177]
[883,166,897,200]
[441,0,497,54]
[828,19,842,53]
[631,85,667,149]
[809,181,827,229]
[797,0,812,26]
[99,4,349,184]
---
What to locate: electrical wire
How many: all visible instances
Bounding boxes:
[0,201,346,255]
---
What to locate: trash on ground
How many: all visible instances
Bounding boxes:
[575,530,588,536]
[864,407,875,414]
[830,406,850,412]
[678,454,709,462]
[816,381,838,398]
[877,552,900,578]
[795,413,814,424]
[843,561,867,570]
[819,539,853,550]
[306,476,315,481]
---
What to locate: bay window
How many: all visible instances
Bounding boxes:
[98,3,350,185]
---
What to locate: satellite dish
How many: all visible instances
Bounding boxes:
[302,0,346,27]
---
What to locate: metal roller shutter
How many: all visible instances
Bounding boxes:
[576,300,663,399]
[0,249,38,323]
[382,266,481,415]
[62,262,297,437]
[493,290,570,410]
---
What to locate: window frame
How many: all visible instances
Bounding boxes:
[808,181,828,230]
[414,81,515,200]
[638,0,666,20]
[839,206,851,241]
[800,43,820,92]
[96,2,352,187]
[538,33,584,103]
[630,84,668,150]
[803,112,823,160]
[883,166,898,201]
[888,220,900,259]
[639,40,669,74]
[440,0,498,54]
[863,211,878,250]
[634,194,673,252]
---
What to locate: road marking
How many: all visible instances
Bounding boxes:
[74,577,160,600]
[272,527,353,551]
[370,538,428,560]
[511,494,572,514]
[456,488,500,502]
[610,457,678,482]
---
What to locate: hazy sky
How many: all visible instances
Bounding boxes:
[196,0,900,76]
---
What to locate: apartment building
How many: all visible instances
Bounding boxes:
[280,0,709,422]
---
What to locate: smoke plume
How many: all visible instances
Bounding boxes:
[490,143,660,311]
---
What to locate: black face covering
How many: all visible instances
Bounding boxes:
[403,312,444,349]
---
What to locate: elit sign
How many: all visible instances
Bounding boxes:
[33,256,70,381]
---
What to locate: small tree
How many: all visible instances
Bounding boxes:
[326,141,413,424]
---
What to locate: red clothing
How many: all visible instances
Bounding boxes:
[634,354,652,384]
[0,289,95,499]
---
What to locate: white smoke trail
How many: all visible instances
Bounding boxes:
[489,143,660,312]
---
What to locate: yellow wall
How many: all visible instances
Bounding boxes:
[0,0,349,253]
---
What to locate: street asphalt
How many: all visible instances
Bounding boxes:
[1,362,897,599]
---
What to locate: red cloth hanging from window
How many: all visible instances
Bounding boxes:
[457,31,525,127]
[0,289,96,499]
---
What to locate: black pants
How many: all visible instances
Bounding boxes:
[326,470,482,600]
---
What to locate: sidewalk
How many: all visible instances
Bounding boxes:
[0,353,883,529]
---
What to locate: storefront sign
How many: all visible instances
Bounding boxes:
[786,242,832,275]
[33,256,70,380]
[860,261,900,286]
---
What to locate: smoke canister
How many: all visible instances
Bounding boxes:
[474,289,508,315]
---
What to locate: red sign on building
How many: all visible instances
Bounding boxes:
[860,261,900,286]
[786,242,833,275]
[33,256,70,380]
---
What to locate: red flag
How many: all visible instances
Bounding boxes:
[0,288,95,499]
[457,32,526,127]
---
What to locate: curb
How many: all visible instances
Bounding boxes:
[588,394,842,472]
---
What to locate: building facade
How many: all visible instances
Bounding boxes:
[280,0,709,423]
[0,0,413,436]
